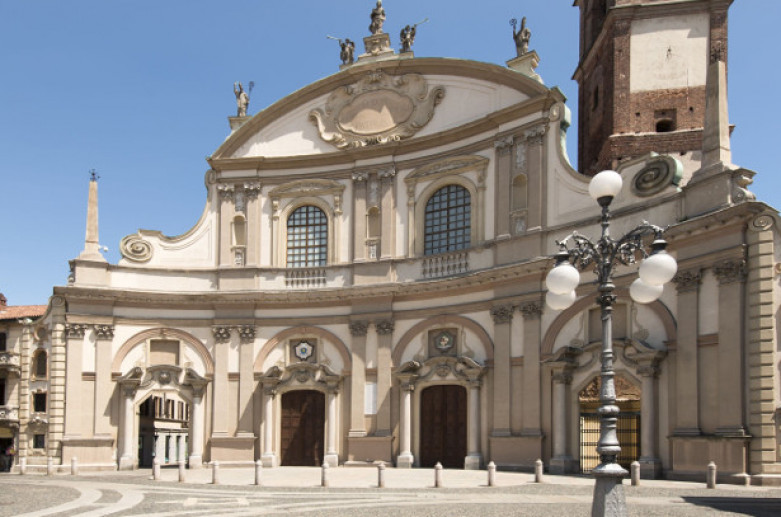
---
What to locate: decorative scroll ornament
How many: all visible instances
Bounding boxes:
[120,235,153,263]
[631,155,683,197]
[310,71,445,149]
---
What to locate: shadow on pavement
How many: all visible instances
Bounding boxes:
[682,496,781,517]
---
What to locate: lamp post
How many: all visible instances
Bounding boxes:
[545,170,677,517]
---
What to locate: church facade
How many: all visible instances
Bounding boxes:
[8,0,781,484]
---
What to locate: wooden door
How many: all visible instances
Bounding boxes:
[280,390,325,466]
[420,385,467,468]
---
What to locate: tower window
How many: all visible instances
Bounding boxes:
[654,109,677,133]
[591,86,600,111]
[0,333,6,352]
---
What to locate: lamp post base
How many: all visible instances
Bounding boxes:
[591,463,628,517]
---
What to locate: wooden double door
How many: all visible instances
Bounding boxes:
[280,390,325,466]
[419,385,467,468]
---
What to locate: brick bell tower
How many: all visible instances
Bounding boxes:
[573,0,732,176]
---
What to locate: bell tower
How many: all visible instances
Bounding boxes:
[573,0,732,176]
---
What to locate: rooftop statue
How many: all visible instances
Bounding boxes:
[511,16,531,56]
[369,0,386,35]
[400,19,427,53]
[340,38,356,65]
[400,25,416,53]
[233,81,250,117]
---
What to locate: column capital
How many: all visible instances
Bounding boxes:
[636,364,660,378]
[212,326,232,343]
[349,321,369,337]
[673,269,702,293]
[519,301,543,320]
[94,324,115,340]
[551,371,573,385]
[64,323,88,339]
[236,325,256,343]
[712,259,747,285]
[490,304,514,324]
[375,319,394,335]
[493,135,514,154]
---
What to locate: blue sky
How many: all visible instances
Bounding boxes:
[0,1,776,306]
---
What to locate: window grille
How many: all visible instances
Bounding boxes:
[287,205,328,267]
[424,185,471,255]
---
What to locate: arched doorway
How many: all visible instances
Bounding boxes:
[137,392,190,468]
[419,385,467,468]
[280,390,325,466]
[578,375,641,473]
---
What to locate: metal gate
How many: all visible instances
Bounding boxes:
[579,412,640,473]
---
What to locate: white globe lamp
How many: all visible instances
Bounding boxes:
[629,278,664,304]
[589,170,623,205]
[639,244,677,286]
[546,262,580,294]
[546,290,577,311]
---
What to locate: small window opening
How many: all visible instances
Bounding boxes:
[33,392,47,413]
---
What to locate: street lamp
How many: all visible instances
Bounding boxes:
[544,170,677,517]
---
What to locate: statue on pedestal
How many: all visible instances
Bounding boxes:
[234,82,250,117]
[369,1,386,35]
[511,16,531,56]
[400,25,416,53]
[340,38,356,64]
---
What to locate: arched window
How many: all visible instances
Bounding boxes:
[287,205,328,267]
[424,185,471,255]
[33,350,47,379]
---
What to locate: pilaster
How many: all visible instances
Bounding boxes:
[672,269,702,436]
[493,137,513,239]
[93,324,114,437]
[490,304,513,436]
[211,325,230,436]
[238,325,256,436]
[520,301,543,436]
[379,169,395,259]
[352,172,368,261]
[48,296,67,462]
[375,319,393,435]
[348,321,368,438]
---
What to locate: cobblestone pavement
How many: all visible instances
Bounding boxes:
[1,467,781,517]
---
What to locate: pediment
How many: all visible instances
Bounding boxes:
[405,155,489,185]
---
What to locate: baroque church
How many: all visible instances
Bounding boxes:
[3,0,781,484]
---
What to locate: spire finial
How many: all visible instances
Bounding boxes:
[89,169,99,182]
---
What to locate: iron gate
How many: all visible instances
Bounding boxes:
[579,412,640,473]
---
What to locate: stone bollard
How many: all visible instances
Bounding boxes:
[377,461,386,488]
[707,461,717,489]
[534,459,544,483]
[71,457,79,476]
[321,462,329,487]
[19,457,26,475]
[255,459,263,486]
[178,460,186,483]
[487,461,496,487]
[434,462,443,488]
[46,456,54,476]
[152,458,161,481]
[212,461,220,485]
[630,461,640,486]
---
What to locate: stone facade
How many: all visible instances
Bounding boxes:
[12,1,781,485]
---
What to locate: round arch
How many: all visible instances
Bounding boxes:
[276,197,337,267]
[111,328,214,376]
[393,314,494,366]
[541,288,677,358]
[254,326,351,373]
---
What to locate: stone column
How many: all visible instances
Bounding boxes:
[261,387,278,467]
[211,326,231,437]
[465,379,482,470]
[713,259,748,436]
[493,137,513,239]
[178,434,187,464]
[672,269,702,435]
[490,305,513,436]
[348,321,368,437]
[167,431,177,464]
[118,383,138,470]
[189,386,205,469]
[324,385,339,467]
[637,364,662,478]
[375,320,394,435]
[397,378,415,468]
[155,432,166,464]
[520,302,543,436]
[549,369,575,474]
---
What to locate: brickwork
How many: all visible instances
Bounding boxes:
[598,129,703,172]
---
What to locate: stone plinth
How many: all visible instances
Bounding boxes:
[506,51,543,84]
